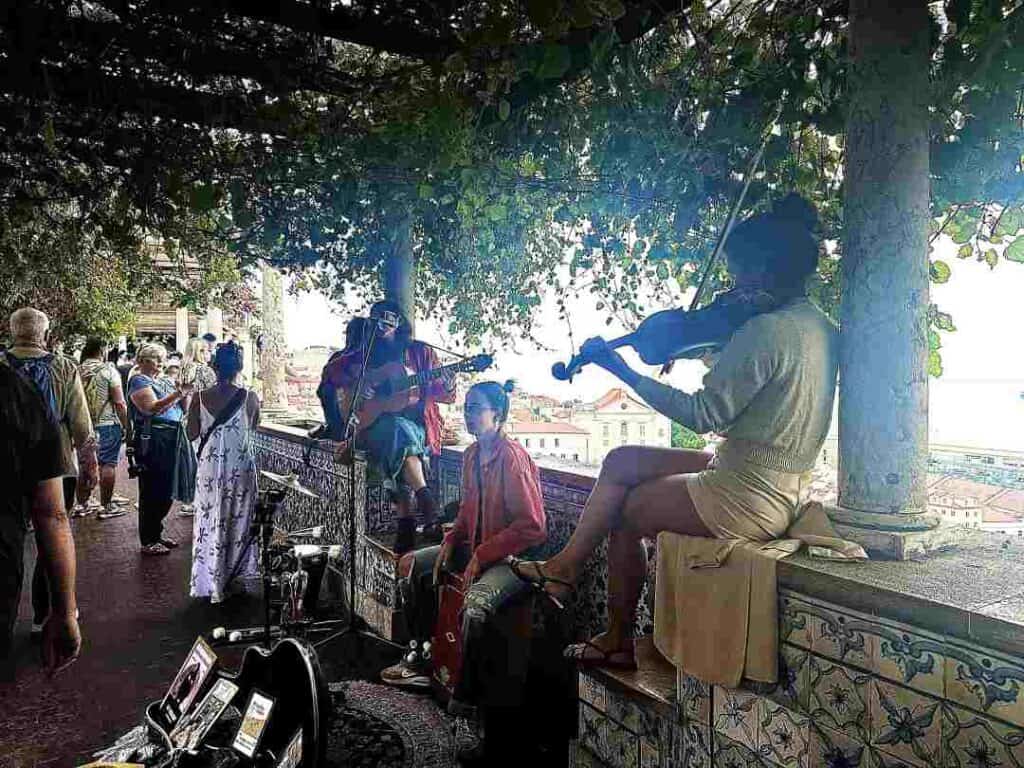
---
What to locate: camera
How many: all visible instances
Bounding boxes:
[126,445,144,478]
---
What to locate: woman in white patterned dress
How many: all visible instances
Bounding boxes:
[185,341,260,603]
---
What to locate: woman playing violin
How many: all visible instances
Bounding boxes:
[512,193,839,669]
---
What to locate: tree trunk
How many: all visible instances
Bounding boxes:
[838,0,930,517]
[382,211,415,331]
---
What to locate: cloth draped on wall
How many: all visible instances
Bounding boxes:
[653,502,866,688]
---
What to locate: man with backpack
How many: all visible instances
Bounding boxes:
[79,337,131,519]
[3,308,97,636]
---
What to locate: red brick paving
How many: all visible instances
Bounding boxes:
[0,462,265,768]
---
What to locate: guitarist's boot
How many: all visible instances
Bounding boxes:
[415,487,444,544]
[395,516,417,555]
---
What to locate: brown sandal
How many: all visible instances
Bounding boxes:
[564,640,638,670]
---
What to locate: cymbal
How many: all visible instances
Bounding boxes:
[259,470,320,499]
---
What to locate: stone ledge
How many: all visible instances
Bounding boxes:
[583,636,677,717]
[779,529,1024,658]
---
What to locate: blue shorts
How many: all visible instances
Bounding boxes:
[97,424,123,466]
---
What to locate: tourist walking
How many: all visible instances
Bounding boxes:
[0,363,81,679]
[185,341,260,603]
[78,338,131,519]
[128,343,196,556]
[2,308,96,636]
[177,338,217,517]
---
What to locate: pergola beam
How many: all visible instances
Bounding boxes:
[2,7,363,98]
[116,0,457,59]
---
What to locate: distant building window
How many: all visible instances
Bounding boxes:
[603,440,609,447]
[573,453,579,461]
[658,428,665,438]
[621,422,628,438]
[524,439,530,448]
[602,424,610,437]
[639,424,646,438]
[554,438,560,447]
[540,438,546,448]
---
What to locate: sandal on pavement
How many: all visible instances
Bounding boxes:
[160,536,179,548]
[508,557,575,611]
[141,543,171,556]
[564,640,638,670]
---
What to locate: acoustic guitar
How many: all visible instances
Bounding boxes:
[338,353,493,438]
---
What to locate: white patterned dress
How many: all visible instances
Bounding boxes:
[189,390,259,603]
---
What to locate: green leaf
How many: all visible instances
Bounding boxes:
[956,244,973,259]
[994,206,1024,237]
[485,203,508,222]
[928,330,941,351]
[1006,237,1024,264]
[946,208,981,244]
[498,99,511,122]
[537,45,572,80]
[928,350,943,378]
[929,260,951,283]
[655,262,669,280]
[933,311,956,332]
[418,183,434,200]
[189,184,217,212]
[983,249,998,269]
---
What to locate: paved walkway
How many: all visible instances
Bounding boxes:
[0,464,265,768]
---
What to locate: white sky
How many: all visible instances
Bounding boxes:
[283,240,1024,451]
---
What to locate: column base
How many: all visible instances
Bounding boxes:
[826,506,973,560]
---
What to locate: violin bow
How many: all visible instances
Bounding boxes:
[687,98,786,313]
[658,99,785,376]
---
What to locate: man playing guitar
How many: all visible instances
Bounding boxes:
[322,300,456,554]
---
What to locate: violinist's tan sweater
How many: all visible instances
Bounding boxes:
[635,298,839,472]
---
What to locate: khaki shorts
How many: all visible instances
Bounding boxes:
[685,457,811,541]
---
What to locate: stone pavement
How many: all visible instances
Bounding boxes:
[0,463,265,768]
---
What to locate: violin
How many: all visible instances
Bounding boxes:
[551,287,778,382]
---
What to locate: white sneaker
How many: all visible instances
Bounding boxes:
[97,505,128,520]
[178,504,195,517]
[70,503,95,518]
[111,494,131,504]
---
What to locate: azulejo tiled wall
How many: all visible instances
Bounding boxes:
[573,587,1024,768]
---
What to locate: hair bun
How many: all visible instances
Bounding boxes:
[772,193,818,232]
[502,379,516,394]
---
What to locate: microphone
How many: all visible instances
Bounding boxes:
[371,309,400,331]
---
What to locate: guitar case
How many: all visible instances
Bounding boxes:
[431,570,466,700]
[146,638,330,767]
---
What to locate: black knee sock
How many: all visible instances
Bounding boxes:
[415,486,436,525]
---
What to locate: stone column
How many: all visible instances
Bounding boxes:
[831,0,953,559]
[260,263,290,412]
[206,307,224,341]
[175,307,189,353]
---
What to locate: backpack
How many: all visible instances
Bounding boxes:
[80,360,109,424]
[0,350,60,424]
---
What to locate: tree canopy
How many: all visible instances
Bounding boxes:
[2,1,1022,359]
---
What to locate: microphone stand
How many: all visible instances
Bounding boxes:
[313,317,404,657]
